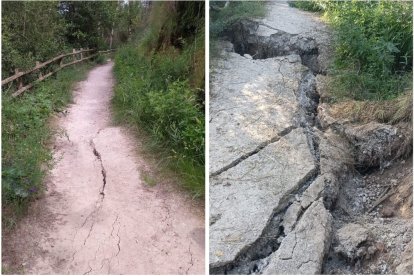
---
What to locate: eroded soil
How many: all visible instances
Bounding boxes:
[2,62,205,274]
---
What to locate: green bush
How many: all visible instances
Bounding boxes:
[95,54,107,64]
[288,1,325,12]
[112,1,205,198]
[1,1,67,75]
[210,1,266,38]
[291,0,413,100]
[328,1,412,100]
[2,64,91,221]
[113,44,204,197]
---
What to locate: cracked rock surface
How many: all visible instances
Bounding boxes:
[209,2,333,274]
[2,63,204,274]
[210,128,317,267]
[209,53,304,174]
[263,200,332,275]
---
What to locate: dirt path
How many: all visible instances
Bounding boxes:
[2,62,204,274]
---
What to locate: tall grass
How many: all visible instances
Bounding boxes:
[291,0,413,101]
[112,2,205,198]
[2,63,92,227]
[113,46,205,198]
[288,0,325,12]
[210,1,266,38]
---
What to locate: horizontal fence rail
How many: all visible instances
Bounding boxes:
[2,48,115,97]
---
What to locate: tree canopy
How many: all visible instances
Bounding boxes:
[1,1,144,76]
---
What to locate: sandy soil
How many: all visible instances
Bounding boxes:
[2,62,205,274]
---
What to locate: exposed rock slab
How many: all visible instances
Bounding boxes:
[209,1,339,274]
[300,173,336,209]
[263,200,332,274]
[282,201,303,234]
[209,53,305,173]
[209,128,317,268]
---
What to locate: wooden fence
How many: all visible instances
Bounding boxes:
[2,48,115,97]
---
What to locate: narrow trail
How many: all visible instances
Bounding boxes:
[3,62,204,274]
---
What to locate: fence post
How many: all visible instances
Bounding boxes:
[15,69,23,89]
[36,61,43,78]
[80,48,83,60]
[72,48,76,61]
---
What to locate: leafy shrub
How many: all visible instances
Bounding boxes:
[112,1,205,197]
[94,54,107,64]
[113,43,205,197]
[288,1,325,12]
[1,1,67,75]
[328,0,412,100]
[210,1,266,38]
[292,0,413,100]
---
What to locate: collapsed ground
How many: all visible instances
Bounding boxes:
[209,2,412,274]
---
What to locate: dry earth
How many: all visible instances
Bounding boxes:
[2,62,205,274]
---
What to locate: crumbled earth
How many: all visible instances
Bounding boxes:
[323,158,413,275]
[2,62,205,274]
[209,1,412,274]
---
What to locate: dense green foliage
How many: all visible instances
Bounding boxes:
[290,0,413,100]
[2,64,92,225]
[59,1,117,49]
[114,48,204,164]
[2,1,67,74]
[210,1,266,38]
[288,0,325,12]
[1,1,140,77]
[113,2,205,197]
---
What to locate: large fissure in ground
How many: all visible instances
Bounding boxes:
[225,19,322,74]
[210,20,325,275]
[210,168,319,275]
[211,18,412,275]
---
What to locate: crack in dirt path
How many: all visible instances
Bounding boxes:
[90,139,107,197]
[2,62,205,275]
[210,125,297,177]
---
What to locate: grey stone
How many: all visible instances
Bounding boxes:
[256,1,332,72]
[263,200,332,274]
[209,129,317,267]
[334,223,370,260]
[282,201,302,234]
[209,53,305,173]
[301,173,336,209]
